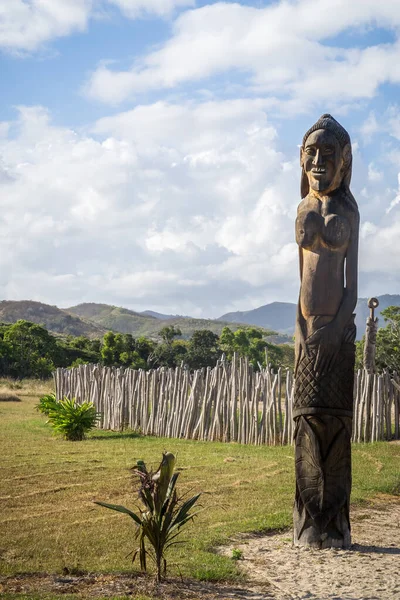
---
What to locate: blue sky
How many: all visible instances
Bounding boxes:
[1,0,400,317]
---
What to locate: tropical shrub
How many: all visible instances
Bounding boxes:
[95,452,201,582]
[46,397,99,440]
[36,392,59,415]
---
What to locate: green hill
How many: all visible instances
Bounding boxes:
[0,300,106,338]
[65,302,148,321]
[66,303,276,339]
[219,301,296,335]
[219,295,400,340]
[66,303,159,336]
[4,295,397,343]
[0,300,286,341]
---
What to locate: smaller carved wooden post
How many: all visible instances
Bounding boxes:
[363,298,379,373]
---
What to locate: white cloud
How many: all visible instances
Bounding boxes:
[359,105,400,143]
[1,100,399,314]
[4,1,400,316]
[360,112,380,143]
[361,222,378,238]
[0,0,92,52]
[0,0,194,52]
[359,146,400,283]
[0,101,303,315]
[93,98,277,151]
[361,215,400,273]
[85,1,400,106]
[385,105,400,141]
[367,163,383,183]
[108,0,195,19]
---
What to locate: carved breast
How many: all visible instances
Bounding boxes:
[296,210,350,251]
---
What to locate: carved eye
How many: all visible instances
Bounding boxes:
[305,147,316,156]
[323,146,334,155]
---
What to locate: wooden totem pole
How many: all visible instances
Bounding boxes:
[294,114,359,549]
[363,297,379,373]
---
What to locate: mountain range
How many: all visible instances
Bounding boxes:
[0,294,398,341]
[219,294,400,340]
[219,302,296,335]
[66,302,260,339]
[0,300,107,338]
[0,300,276,341]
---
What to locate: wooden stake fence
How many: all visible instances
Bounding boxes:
[54,358,400,445]
[352,369,400,442]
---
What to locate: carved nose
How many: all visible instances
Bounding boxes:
[313,149,322,165]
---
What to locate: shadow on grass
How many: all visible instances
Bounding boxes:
[251,526,290,537]
[0,393,22,402]
[0,571,264,600]
[392,482,400,496]
[89,431,142,440]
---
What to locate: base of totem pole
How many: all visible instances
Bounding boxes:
[293,508,351,549]
[292,412,353,550]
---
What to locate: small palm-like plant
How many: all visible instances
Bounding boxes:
[36,393,59,416]
[47,398,99,440]
[95,452,201,582]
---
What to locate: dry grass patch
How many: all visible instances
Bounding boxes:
[0,393,21,402]
[0,378,53,397]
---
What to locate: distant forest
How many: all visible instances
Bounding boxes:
[0,320,294,379]
[1,303,399,379]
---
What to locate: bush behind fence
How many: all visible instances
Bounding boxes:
[54,356,400,445]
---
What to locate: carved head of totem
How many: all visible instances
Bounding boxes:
[300,114,352,199]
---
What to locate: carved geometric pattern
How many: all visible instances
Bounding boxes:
[294,342,355,415]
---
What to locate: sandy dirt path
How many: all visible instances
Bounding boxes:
[221,496,400,600]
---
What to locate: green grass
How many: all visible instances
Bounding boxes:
[0,385,399,599]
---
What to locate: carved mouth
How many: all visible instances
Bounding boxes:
[311,168,327,180]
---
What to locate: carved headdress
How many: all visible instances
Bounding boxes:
[301,114,353,198]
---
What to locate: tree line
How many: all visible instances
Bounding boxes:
[0,320,294,379]
[2,305,398,379]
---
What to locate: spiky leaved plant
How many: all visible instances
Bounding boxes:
[95,452,201,582]
[46,397,99,440]
[36,393,59,416]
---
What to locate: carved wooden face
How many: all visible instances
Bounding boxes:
[301,129,343,195]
